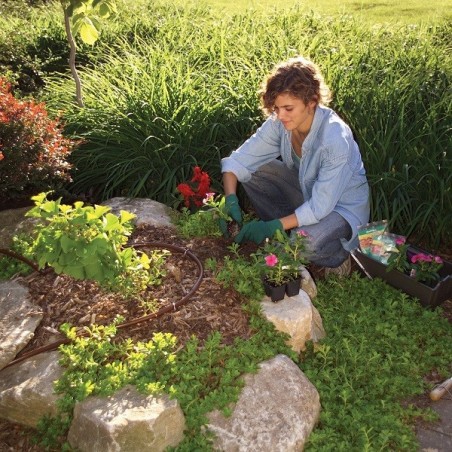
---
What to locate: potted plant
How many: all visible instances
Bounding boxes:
[257,229,308,301]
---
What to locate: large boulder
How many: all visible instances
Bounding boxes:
[68,385,186,452]
[0,351,62,427]
[0,281,42,370]
[102,197,175,228]
[207,354,321,451]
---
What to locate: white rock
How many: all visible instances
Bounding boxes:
[0,281,43,370]
[207,354,320,451]
[102,197,175,228]
[68,385,186,452]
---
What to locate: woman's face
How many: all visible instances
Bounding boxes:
[273,93,316,133]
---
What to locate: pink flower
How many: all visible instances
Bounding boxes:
[202,192,215,204]
[395,237,406,246]
[434,256,443,264]
[265,254,278,267]
[297,230,308,237]
[411,253,432,263]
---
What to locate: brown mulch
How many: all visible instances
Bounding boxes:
[0,224,451,451]
[0,224,260,451]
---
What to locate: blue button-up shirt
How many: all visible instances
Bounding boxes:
[221,105,370,250]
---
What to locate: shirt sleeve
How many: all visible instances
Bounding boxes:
[295,139,355,226]
[221,117,283,182]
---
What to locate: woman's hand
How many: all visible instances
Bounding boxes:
[234,219,283,244]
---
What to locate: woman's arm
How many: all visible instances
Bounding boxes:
[223,171,238,196]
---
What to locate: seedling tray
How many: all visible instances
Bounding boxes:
[353,246,452,308]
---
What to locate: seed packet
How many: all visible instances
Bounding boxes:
[357,220,388,255]
[369,232,406,264]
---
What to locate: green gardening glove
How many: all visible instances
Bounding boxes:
[219,194,243,237]
[234,219,283,244]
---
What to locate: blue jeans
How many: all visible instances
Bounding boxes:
[242,160,351,267]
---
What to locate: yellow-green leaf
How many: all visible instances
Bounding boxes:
[79,18,99,45]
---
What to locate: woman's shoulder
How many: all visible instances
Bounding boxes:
[317,106,353,140]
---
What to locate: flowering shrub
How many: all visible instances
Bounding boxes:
[259,229,308,286]
[176,166,211,211]
[0,78,75,202]
[387,237,443,285]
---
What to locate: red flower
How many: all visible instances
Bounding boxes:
[177,167,212,210]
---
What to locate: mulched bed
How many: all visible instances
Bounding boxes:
[0,224,450,451]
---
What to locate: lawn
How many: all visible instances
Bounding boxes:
[196,0,452,23]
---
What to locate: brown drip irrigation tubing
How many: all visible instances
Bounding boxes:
[2,241,204,369]
[0,248,41,273]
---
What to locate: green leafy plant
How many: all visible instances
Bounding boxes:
[175,207,222,238]
[35,303,294,450]
[301,273,451,451]
[386,236,411,273]
[205,244,265,301]
[0,233,35,280]
[26,192,168,296]
[201,192,230,221]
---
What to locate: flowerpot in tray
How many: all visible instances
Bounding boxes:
[353,247,452,308]
[285,276,302,297]
[263,279,286,302]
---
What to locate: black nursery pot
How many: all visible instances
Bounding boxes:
[263,279,286,302]
[285,277,302,297]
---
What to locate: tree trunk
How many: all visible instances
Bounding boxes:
[63,7,84,107]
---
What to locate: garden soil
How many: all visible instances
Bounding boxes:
[0,224,451,451]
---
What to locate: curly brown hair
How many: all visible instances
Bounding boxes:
[260,56,331,116]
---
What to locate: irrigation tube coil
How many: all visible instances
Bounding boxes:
[3,241,204,369]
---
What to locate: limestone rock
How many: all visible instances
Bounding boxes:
[0,281,43,370]
[207,354,320,451]
[0,206,39,249]
[0,351,62,426]
[300,266,317,300]
[261,290,325,353]
[68,385,185,452]
[102,197,175,228]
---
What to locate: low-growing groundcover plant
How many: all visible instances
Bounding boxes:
[31,268,451,450]
[34,302,295,450]
[301,273,451,451]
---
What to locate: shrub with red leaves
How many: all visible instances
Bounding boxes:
[0,78,76,204]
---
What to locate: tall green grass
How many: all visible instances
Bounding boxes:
[1,0,450,248]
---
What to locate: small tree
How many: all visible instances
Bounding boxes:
[59,0,117,106]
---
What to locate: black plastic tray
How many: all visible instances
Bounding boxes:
[352,247,452,308]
